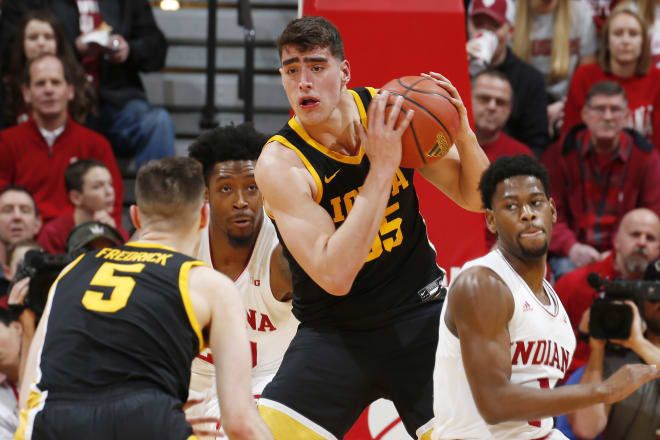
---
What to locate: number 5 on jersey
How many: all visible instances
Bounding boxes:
[82,262,146,313]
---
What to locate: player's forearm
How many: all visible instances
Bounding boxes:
[475,381,606,425]
[313,166,395,294]
[454,131,489,211]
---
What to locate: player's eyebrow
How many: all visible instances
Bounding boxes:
[282,56,328,66]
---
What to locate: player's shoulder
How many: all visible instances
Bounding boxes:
[449,265,513,315]
[188,264,235,293]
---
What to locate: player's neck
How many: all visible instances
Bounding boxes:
[298,90,361,156]
[209,216,261,279]
[498,247,547,295]
[136,229,199,257]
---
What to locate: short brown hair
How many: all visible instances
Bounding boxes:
[585,81,628,107]
[598,4,651,76]
[135,157,205,228]
[277,16,344,60]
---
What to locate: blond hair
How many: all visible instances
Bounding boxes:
[599,4,651,75]
[513,0,572,83]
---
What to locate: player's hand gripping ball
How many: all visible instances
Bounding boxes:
[381,75,459,169]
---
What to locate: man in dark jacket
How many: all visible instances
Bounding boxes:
[1,0,174,167]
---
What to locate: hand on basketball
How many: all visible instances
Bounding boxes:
[356,91,414,173]
[421,72,472,144]
[597,363,660,404]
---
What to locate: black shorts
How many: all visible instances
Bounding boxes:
[27,388,196,440]
[258,301,441,439]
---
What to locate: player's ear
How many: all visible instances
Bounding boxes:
[199,203,209,231]
[129,205,141,230]
[549,198,557,224]
[340,59,350,86]
[485,209,497,234]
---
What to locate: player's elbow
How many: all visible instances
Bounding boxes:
[223,415,257,440]
[475,398,508,425]
[318,275,353,296]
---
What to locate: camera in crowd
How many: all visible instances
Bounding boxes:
[587,263,660,340]
[5,221,124,318]
[11,250,73,317]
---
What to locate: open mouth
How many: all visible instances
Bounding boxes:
[299,97,320,109]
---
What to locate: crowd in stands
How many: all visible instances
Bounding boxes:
[0,0,658,438]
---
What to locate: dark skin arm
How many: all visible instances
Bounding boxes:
[447,266,660,425]
[269,244,293,302]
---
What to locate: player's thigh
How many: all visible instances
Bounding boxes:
[378,303,441,439]
[259,326,378,439]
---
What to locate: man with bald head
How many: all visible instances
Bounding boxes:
[555,208,660,376]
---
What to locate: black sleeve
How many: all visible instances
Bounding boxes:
[126,0,167,72]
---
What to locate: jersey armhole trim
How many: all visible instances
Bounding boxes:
[179,261,208,352]
[45,253,85,307]
[268,135,323,204]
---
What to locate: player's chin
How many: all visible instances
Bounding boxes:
[518,241,548,259]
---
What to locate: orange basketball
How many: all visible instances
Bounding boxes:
[381,76,459,169]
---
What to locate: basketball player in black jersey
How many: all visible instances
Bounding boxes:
[16,158,273,440]
[255,16,489,440]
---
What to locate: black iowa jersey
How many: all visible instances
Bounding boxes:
[35,243,206,403]
[268,87,443,329]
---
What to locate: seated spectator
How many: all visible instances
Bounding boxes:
[466,0,550,156]
[0,304,22,438]
[4,10,95,127]
[541,81,660,278]
[0,0,175,168]
[555,208,660,377]
[512,0,598,138]
[0,54,124,225]
[470,69,533,248]
[562,4,660,149]
[565,259,660,439]
[0,187,41,282]
[37,159,128,254]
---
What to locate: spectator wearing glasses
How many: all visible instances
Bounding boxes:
[541,80,660,279]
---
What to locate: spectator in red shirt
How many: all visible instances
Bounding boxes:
[562,4,660,150]
[471,69,533,248]
[0,54,124,225]
[542,80,660,279]
[37,159,127,254]
[554,207,660,376]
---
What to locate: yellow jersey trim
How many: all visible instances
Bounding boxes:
[125,241,177,253]
[268,135,323,204]
[179,261,208,352]
[287,117,365,165]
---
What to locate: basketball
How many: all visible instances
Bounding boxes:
[381,76,460,169]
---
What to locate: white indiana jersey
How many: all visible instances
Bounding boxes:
[432,250,576,440]
[187,213,298,437]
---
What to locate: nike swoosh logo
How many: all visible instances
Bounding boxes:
[324,169,341,184]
